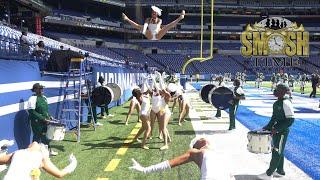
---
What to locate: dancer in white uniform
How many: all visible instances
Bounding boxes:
[132,83,152,149]
[168,84,190,126]
[149,72,172,150]
[0,142,77,180]
[122,6,185,41]
[176,88,190,126]
[125,88,142,125]
[129,137,235,180]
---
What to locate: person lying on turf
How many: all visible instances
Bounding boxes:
[129,137,235,180]
[0,141,77,180]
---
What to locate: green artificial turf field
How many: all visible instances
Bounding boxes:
[0,102,200,180]
[246,81,320,96]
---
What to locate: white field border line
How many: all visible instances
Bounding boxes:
[0,94,74,117]
[0,80,84,94]
[187,84,311,179]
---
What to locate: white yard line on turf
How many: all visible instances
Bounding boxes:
[185,83,311,180]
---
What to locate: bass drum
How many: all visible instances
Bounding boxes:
[92,86,114,106]
[200,84,216,104]
[208,86,234,110]
[106,83,123,102]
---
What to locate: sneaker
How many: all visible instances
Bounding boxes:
[160,145,169,150]
[50,150,58,156]
[108,114,114,117]
[136,138,142,143]
[273,171,285,177]
[142,145,149,150]
[257,172,273,180]
[96,122,103,126]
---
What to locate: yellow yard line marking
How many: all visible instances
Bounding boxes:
[100,122,142,177]
[116,145,129,155]
[104,159,121,172]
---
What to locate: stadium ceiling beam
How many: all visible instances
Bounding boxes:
[90,0,126,7]
[13,0,51,15]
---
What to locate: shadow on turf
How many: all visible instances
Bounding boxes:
[108,120,125,125]
[233,174,258,180]
[82,136,128,143]
[175,130,229,135]
[50,145,65,152]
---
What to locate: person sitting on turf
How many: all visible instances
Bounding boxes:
[129,136,235,179]
[257,83,295,180]
[0,141,77,180]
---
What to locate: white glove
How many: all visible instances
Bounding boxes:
[0,140,14,149]
[63,154,77,174]
[129,158,145,172]
[155,71,162,80]
[142,23,148,35]
[129,158,170,174]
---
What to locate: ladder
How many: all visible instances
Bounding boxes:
[59,57,96,142]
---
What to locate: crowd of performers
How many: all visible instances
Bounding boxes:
[0,69,317,179]
[268,72,320,97]
[125,71,190,150]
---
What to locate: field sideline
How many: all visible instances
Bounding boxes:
[5,101,200,180]
[246,81,320,96]
[0,80,318,179]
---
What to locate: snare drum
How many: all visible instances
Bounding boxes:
[46,123,66,141]
[247,130,272,154]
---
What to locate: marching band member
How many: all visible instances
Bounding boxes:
[258,83,295,180]
[0,141,77,180]
[214,75,225,118]
[271,73,276,91]
[129,137,235,180]
[123,6,185,41]
[229,79,245,130]
[27,83,58,156]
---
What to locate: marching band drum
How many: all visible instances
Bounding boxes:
[247,130,272,154]
[46,122,66,141]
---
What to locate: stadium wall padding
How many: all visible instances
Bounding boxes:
[0,59,145,152]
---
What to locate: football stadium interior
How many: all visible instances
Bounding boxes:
[0,0,319,179]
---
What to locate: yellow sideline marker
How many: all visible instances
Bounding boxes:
[105,159,121,172]
[97,178,109,180]
[116,145,129,155]
[101,122,142,176]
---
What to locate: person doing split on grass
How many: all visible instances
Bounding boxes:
[27,83,58,156]
[129,137,235,180]
[229,79,245,130]
[257,83,295,180]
